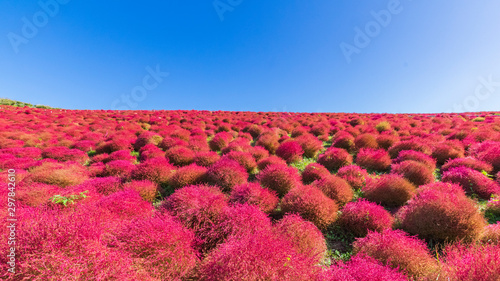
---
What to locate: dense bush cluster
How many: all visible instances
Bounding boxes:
[1,105,500,279]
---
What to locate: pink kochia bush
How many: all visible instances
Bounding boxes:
[363,174,416,207]
[41,146,89,164]
[441,243,500,281]
[353,229,439,279]
[336,165,369,189]
[441,166,500,200]
[317,147,353,171]
[195,231,320,280]
[397,182,487,242]
[229,182,279,213]
[276,214,327,262]
[221,151,257,172]
[393,150,437,171]
[168,164,207,190]
[441,157,493,174]
[257,164,301,197]
[311,175,354,206]
[165,146,195,166]
[281,184,339,230]
[301,163,330,184]
[321,254,408,281]
[256,155,287,170]
[131,157,174,185]
[123,180,158,202]
[391,160,434,187]
[193,151,220,167]
[275,140,304,164]
[356,148,391,172]
[338,199,394,237]
[110,213,199,280]
[206,159,248,192]
[103,160,135,179]
[480,223,500,244]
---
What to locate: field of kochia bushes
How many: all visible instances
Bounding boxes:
[1,105,500,280]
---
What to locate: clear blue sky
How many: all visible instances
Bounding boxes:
[1,0,500,113]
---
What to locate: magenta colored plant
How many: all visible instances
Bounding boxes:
[206,159,248,192]
[442,166,500,200]
[229,182,279,213]
[276,140,304,164]
[317,147,353,171]
[257,163,301,197]
[336,165,369,189]
[339,199,394,237]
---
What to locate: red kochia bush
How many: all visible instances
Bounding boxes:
[338,199,394,237]
[255,132,280,154]
[206,159,248,192]
[168,164,207,189]
[123,180,158,202]
[354,133,379,149]
[104,149,136,163]
[295,134,323,158]
[95,189,154,220]
[196,231,320,281]
[16,183,60,207]
[331,131,356,152]
[301,163,331,184]
[209,131,233,151]
[133,131,162,151]
[256,155,287,170]
[193,151,220,167]
[442,167,500,200]
[131,157,174,185]
[111,213,199,280]
[441,243,500,281]
[391,160,434,186]
[480,223,500,244]
[356,148,391,172]
[388,140,431,158]
[441,157,493,174]
[221,151,257,172]
[281,185,339,229]
[317,148,353,171]
[353,229,439,279]
[41,146,89,164]
[250,146,269,162]
[161,184,228,231]
[397,182,486,242]
[394,150,437,171]
[77,176,123,196]
[312,175,353,206]
[376,134,399,150]
[276,214,327,262]
[322,254,408,281]
[432,142,465,165]
[28,161,89,187]
[337,165,369,189]
[229,182,279,213]
[104,160,135,179]
[276,141,304,164]
[257,164,301,197]
[363,174,416,207]
[165,146,195,166]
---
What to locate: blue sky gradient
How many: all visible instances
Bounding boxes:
[1,0,500,113]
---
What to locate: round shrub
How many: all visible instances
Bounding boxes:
[229,183,279,213]
[391,160,434,186]
[281,185,339,229]
[441,243,500,281]
[249,146,269,162]
[161,184,228,231]
[28,161,89,188]
[77,176,123,196]
[388,140,431,158]
[112,213,199,280]
[206,159,248,192]
[165,146,195,166]
[95,189,154,220]
[104,160,135,179]
[16,183,60,207]
[123,180,158,202]
[221,151,257,172]
[168,164,208,189]
[295,134,323,158]
[480,223,500,244]
[363,174,416,207]
[394,150,437,171]
[442,167,500,200]
[354,133,379,150]
[41,146,89,164]
[322,254,408,281]
[196,231,320,281]
[331,132,356,152]
[312,175,353,206]
[256,155,287,171]
[353,229,439,279]
[301,163,330,184]
[356,148,391,172]
[441,157,493,174]
[276,214,327,262]
[432,142,465,165]
[276,141,304,164]
[159,137,188,150]
[133,132,162,151]
[376,134,399,150]
[131,157,175,185]
[209,131,233,151]
[337,165,369,190]
[317,148,353,171]
[255,132,280,154]
[193,151,220,167]
[339,199,394,237]
[105,149,136,163]
[257,164,301,197]
[397,182,487,242]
